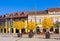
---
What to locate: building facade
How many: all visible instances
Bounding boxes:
[28,8,60,33]
[0,8,60,33]
[0,12,28,33]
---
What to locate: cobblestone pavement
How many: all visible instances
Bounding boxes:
[0,33,60,41]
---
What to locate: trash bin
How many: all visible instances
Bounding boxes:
[45,32,50,39]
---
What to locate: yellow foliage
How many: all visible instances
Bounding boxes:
[27,22,36,30]
[13,21,24,29]
[42,18,53,29]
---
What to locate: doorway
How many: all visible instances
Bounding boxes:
[36,26,40,33]
[4,28,6,33]
[21,28,25,33]
[16,29,19,33]
[11,28,13,33]
[43,29,46,32]
[55,26,59,34]
[50,27,53,32]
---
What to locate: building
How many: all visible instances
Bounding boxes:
[0,8,60,33]
[28,8,60,33]
[0,12,28,33]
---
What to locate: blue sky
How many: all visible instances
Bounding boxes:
[0,0,60,15]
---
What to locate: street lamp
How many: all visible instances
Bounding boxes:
[10,14,13,34]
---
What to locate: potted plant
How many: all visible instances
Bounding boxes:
[27,22,36,38]
[45,30,50,39]
[42,18,53,39]
[17,33,22,37]
[28,30,34,38]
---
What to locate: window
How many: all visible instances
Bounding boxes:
[34,16,36,22]
[10,19,13,27]
[39,19,41,22]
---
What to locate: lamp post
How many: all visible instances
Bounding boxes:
[10,15,13,34]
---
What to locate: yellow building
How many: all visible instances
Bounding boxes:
[0,12,28,33]
[0,8,60,34]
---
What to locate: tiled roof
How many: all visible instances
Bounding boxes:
[12,12,28,18]
[28,10,48,15]
[0,12,29,19]
[48,8,60,12]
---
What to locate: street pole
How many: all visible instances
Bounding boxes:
[10,15,12,34]
[5,18,7,33]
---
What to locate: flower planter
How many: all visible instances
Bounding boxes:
[28,32,34,38]
[17,33,22,37]
[45,32,50,39]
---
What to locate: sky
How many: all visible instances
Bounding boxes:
[0,0,60,15]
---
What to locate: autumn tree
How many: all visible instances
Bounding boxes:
[13,21,24,30]
[27,22,36,32]
[42,18,53,31]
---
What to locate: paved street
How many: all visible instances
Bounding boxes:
[0,33,60,41]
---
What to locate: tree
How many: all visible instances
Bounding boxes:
[27,22,36,32]
[42,18,53,30]
[13,21,24,30]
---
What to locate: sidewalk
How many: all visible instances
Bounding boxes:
[0,33,60,41]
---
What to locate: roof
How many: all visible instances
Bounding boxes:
[0,12,29,19]
[48,8,60,12]
[28,10,48,15]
